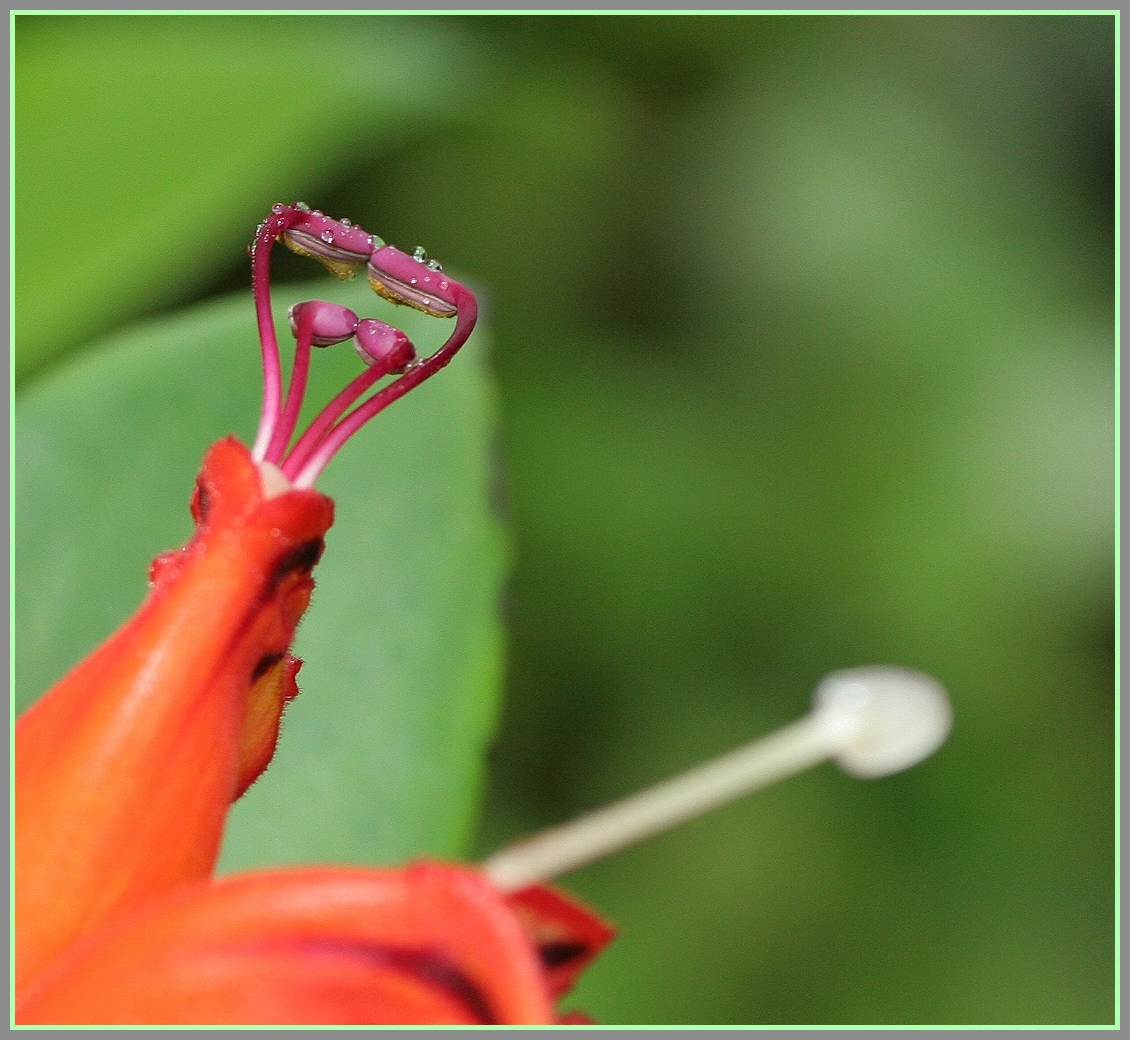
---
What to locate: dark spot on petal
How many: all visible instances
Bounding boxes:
[269,537,324,591]
[191,480,211,525]
[251,651,285,684]
[403,950,498,1024]
[261,939,499,1024]
[539,941,589,969]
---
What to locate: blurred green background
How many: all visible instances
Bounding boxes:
[14,14,1114,1025]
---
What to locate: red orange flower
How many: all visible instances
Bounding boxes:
[15,205,613,1024]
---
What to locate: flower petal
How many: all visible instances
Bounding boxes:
[18,863,554,1025]
[505,883,616,1001]
[16,438,334,996]
[234,652,302,799]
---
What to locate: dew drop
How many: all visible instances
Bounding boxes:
[340,217,352,227]
[440,280,449,289]
[422,297,431,306]
[427,259,443,271]
[320,230,334,244]
[295,201,311,212]
[312,210,324,217]
[410,277,418,285]
[413,246,428,262]
[272,203,285,214]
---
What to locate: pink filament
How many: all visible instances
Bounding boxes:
[265,306,314,464]
[279,360,395,479]
[249,206,296,462]
[288,284,478,488]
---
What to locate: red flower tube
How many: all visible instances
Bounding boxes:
[16,436,333,997]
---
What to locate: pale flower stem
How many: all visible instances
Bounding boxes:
[482,712,836,893]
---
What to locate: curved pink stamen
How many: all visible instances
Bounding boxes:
[288,283,477,488]
[281,322,417,478]
[264,305,315,464]
[281,357,398,479]
[249,204,298,462]
[247,203,478,487]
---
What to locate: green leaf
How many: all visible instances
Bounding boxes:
[15,277,509,867]
[14,15,474,381]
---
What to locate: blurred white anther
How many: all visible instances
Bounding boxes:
[482,665,951,892]
[812,666,953,778]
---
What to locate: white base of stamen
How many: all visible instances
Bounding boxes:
[482,666,950,893]
[251,427,270,465]
[258,461,293,500]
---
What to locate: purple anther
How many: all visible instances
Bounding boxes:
[287,301,360,347]
[245,201,478,488]
[281,211,384,280]
[354,318,419,374]
[367,245,459,318]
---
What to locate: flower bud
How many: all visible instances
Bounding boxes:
[287,302,359,347]
[367,245,459,318]
[281,211,383,280]
[354,319,419,374]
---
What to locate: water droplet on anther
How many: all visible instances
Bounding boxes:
[321,230,334,244]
